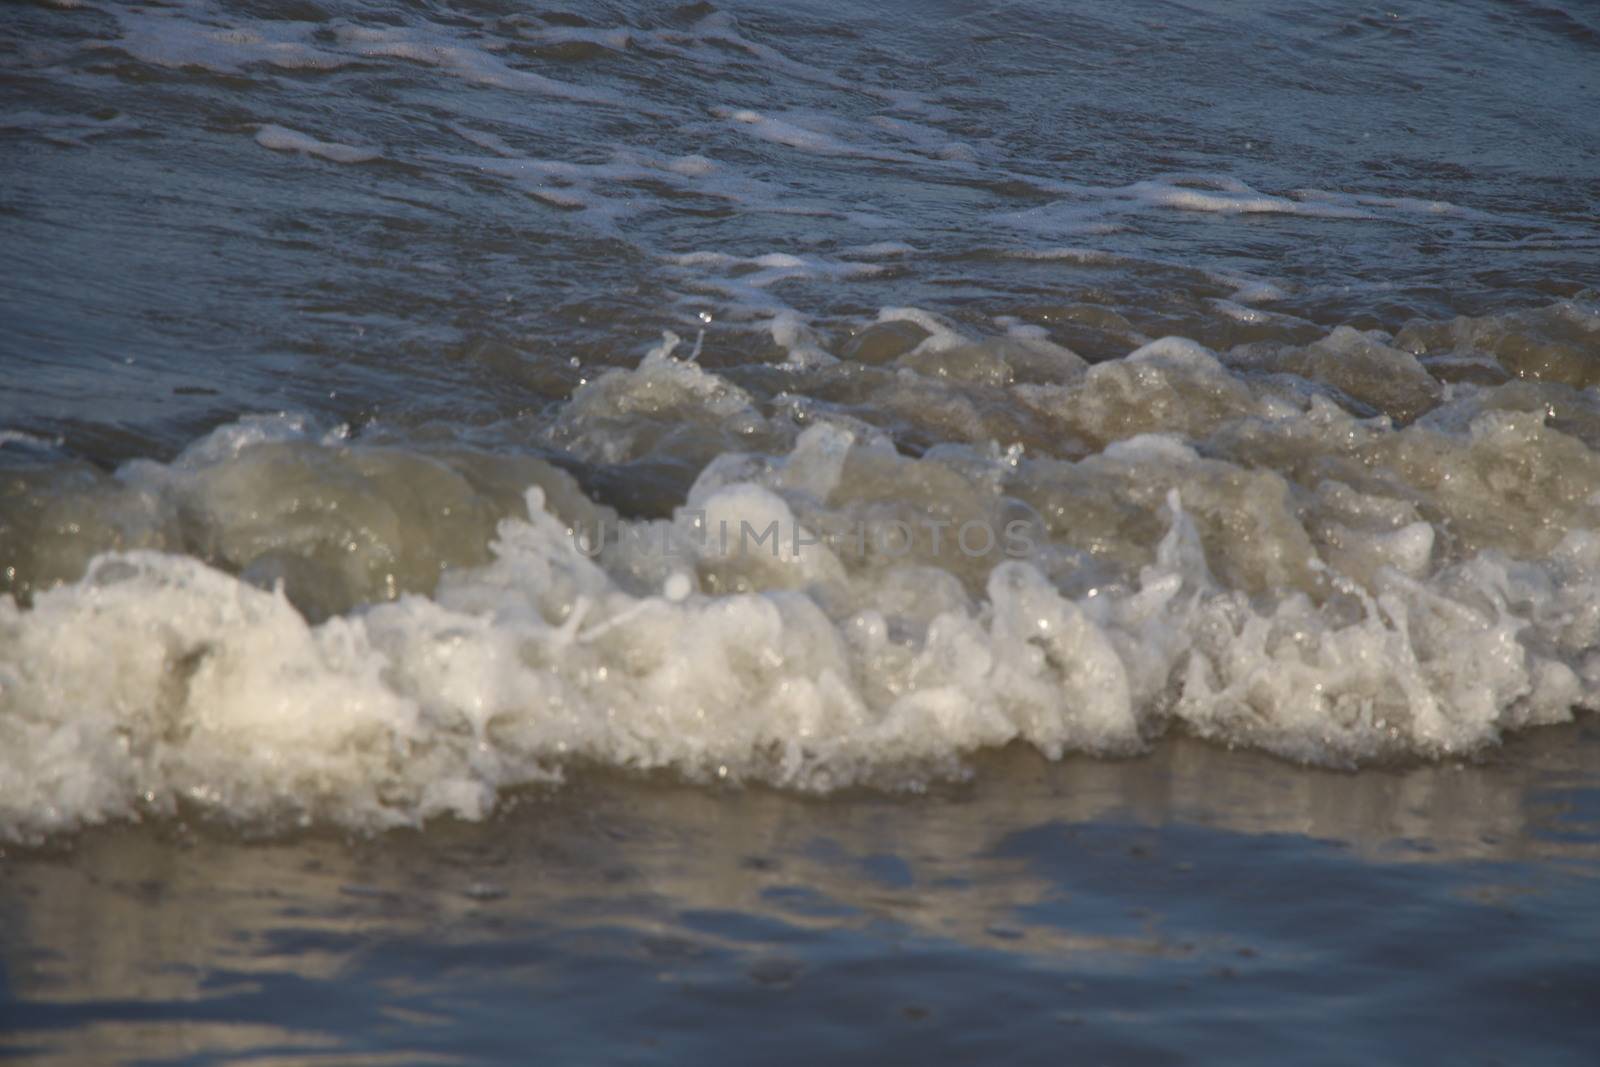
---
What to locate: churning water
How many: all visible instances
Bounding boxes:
[4,0,1599,836]
[1,0,1598,1060]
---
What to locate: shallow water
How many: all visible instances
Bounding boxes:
[5,729,1600,1065]
[2,0,1599,1058]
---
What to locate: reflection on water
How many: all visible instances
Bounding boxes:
[5,725,1597,1064]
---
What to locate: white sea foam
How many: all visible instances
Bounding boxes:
[334,25,637,110]
[97,7,347,73]
[715,107,921,164]
[255,125,379,164]
[4,313,1598,841]
[994,173,1547,243]
[0,430,63,449]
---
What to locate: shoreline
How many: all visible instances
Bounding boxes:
[5,724,1596,1062]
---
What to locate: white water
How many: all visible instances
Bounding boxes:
[4,0,1600,841]
[5,305,1599,840]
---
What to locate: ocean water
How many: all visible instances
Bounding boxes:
[2,0,1598,1060]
